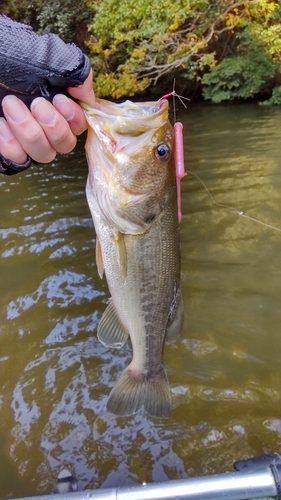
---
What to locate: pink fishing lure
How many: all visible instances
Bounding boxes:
[160,92,185,222]
[174,122,184,222]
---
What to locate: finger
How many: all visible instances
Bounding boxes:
[67,69,95,107]
[52,94,87,135]
[30,97,77,154]
[0,117,27,164]
[2,95,57,163]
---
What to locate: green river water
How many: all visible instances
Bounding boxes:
[0,103,281,497]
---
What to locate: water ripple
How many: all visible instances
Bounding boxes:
[6,270,102,319]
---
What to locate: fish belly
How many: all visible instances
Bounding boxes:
[88,189,182,417]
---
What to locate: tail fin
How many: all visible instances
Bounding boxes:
[106,367,171,418]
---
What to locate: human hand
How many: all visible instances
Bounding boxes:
[0,15,95,175]
[0,69,95,165]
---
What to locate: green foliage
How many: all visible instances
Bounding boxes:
[261,85,281,105]
[94,72,150,99]
[202,1,281,103]
[1,0,37,25]
[91,0,187,43]
[86,0,191,97]
[35,0,91,45]
[2,0,92,50]
[2,0,281,102]
[87,0,281,100]
[87,0,239,98]
[202,44,275,102]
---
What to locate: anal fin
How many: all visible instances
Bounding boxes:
[97,300,129,348]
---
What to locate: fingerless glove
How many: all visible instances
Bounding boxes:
[0,15,91,175]
[0,15,91,114]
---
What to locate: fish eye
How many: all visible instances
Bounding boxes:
[154,143,170,162]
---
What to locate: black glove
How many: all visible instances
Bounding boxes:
[0,153,32,176]
[0,15,92,175]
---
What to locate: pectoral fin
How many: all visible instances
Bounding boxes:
[112,231,127,279]
[95,236,104,279]
[166,288,184,343]
[97,300,129,348]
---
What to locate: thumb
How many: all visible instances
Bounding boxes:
[67,69,95,107]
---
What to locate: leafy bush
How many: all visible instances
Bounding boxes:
[2,0,92,50]
[261,85,281,105]
[202,47,275,102]
[86,0,281,99]
[202,3,281,103]
[2,0,281,101]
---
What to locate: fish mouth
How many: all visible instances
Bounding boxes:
[83,97,167,119]
[83,98,170,163]
[92,124,155,156]
[82,98,169,145]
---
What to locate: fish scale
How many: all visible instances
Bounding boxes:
[83,97,184,417]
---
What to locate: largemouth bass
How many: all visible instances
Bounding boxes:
[82,98,184,418]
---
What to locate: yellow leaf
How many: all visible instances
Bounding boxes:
[131,48,146,59]
[169,23,179,32]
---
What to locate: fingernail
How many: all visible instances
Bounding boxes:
[52,94,75,121]
[0,117,14,140]
[2,95,28,123]
[31,97,56,126]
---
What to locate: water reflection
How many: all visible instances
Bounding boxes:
[1,104,281,497]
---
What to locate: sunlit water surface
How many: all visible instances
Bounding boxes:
[1,103,281,497]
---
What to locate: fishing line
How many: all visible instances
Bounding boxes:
[173,79,176,125]
[157,91,278,233]
[159,87,189,223]
[160,90,190,115]
[186,169,281,233]
[159,88,281,234]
